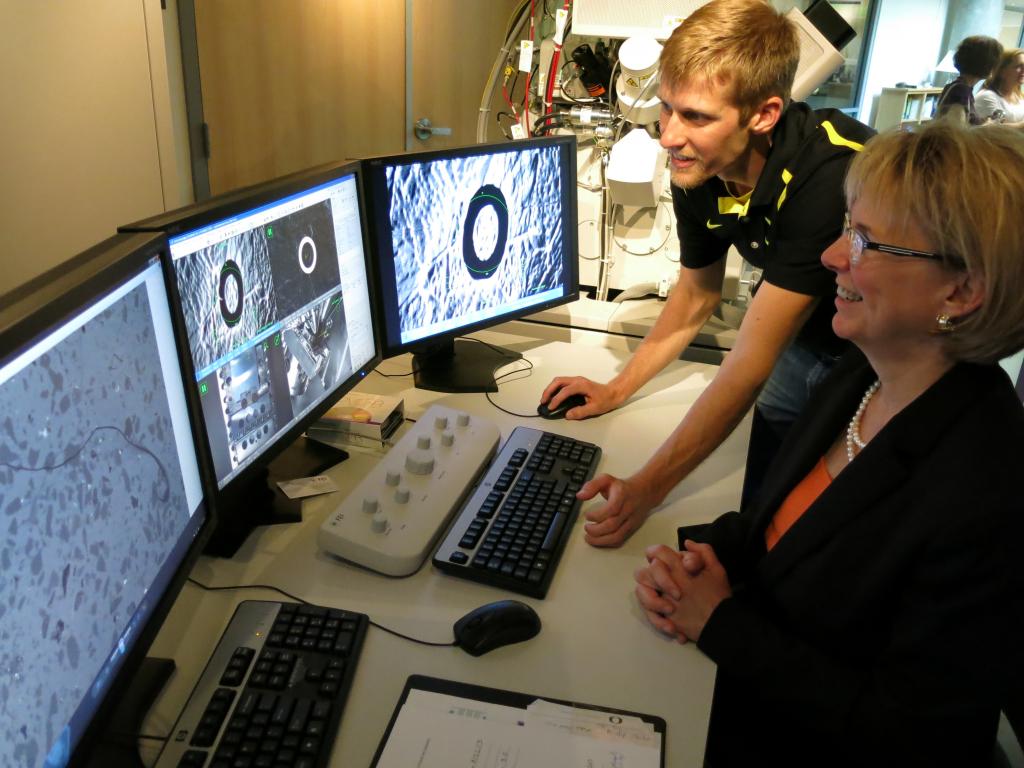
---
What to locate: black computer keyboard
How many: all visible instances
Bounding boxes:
[432,427,602,598]
[155,600,367,768]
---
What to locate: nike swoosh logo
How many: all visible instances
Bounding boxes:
[706,219,723,229]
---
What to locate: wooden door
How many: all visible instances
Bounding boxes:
[194,0,520,195]
[409,0,521,150]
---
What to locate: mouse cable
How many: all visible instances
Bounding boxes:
[485,359,540,418]
[450,337,542,419]
[372,365,418,379]
[186,577,455,648]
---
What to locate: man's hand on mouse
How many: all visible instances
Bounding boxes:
[540,376,622,420]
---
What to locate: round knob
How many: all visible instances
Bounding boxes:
[405,449,435,476]
[416,435,431,450]
[385,469,401,486]
[441,431,455,447]
[394,486,410,504]
[456,413,470,427]
[371,512,388,533]
[434,415,448,430]
[362,497,379,514]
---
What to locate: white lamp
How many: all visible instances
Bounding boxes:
[934,49,957,86]
[935,49,957,73]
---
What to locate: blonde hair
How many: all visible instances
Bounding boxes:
[982,47,1024,97]
[659,0,799,119]
[844,121,1024,364]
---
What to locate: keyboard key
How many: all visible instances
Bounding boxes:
[178,750,207,766]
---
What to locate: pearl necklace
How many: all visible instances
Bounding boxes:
[846,380,880,462]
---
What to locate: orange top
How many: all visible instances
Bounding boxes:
[764,455,832,551]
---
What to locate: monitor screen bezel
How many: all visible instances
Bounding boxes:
[159,160,385,497]
[362,134,580,360]
[0,232,216,768]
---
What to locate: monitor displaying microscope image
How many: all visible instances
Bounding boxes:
[167,170,378,488]
[363,135,579,392]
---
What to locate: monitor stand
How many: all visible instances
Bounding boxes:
[204,436,349,558]
[86,657,175,767]
[412,338,522,393]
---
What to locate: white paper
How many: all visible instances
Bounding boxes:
[518,39,534,72]
[276,474,338,499]
[526,700,660,750]
[376,690,661,768]
[405,689,526,726]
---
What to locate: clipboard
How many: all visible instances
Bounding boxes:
[370,674,667,768]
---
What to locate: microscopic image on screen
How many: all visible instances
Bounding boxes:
[265,200,342,319]
[282,289,353,415]
[385,145,564,337]
[213,343,278,471]
[174,232,277,373]
[0,284,190,768]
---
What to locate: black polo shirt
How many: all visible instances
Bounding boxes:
[672,103,875,356]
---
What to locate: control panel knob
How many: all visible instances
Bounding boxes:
[385,469,401,487]
[394,486,410,504]
[416,435,432,450]
[441,431,455,447]
[405,449,435,476]
[362,497,379,514]
[371,512,388,533]
[434,415,448,430]
[456,413,470,427]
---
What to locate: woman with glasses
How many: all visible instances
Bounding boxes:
[632,121,1024,765]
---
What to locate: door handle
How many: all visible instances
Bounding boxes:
[414,117,452,141]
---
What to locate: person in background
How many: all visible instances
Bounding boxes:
[540,0,874,546]
[634,120,1024,765]
[976,47,1024,126]
[935,35,1003,124]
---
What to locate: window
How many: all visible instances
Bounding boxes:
[1000,5,1024,49]
[804,0,879,114]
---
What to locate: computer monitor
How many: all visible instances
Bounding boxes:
[362,135,580,393]
[0,233,212,767]
[162,162,382,554]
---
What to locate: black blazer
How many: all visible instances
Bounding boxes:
[687,350,1024,766]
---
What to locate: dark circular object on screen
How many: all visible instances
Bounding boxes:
[462,184,508,280]
[218,260,244,326]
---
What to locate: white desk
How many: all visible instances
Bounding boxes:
[143,335,751,767]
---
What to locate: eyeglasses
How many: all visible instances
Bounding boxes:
[843,213,946,266]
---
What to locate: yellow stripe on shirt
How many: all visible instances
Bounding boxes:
[776,169,793,211]
[821,120,865,151]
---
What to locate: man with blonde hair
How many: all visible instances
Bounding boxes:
[540,0,874,545]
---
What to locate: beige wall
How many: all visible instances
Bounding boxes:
[0,0,519,293]
[0,0,191,294]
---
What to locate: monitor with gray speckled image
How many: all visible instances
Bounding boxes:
[0,236,210,768]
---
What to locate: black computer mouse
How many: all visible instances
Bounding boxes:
[453,599,541,656]
[537,392,587,419]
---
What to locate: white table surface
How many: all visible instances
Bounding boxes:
[143,334,751,767]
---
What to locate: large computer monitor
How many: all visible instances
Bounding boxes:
[362,135,580,392]
[0,233,213,767]
[162,162,382,554]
